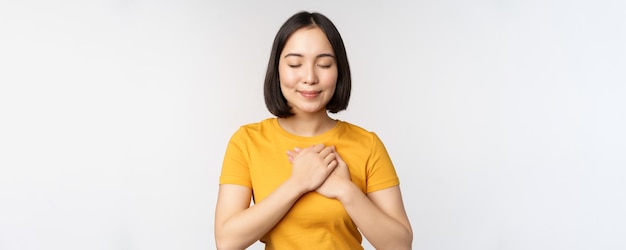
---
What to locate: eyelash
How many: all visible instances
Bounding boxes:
[287,64,332,68]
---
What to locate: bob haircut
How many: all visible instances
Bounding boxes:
[264,11,351,118]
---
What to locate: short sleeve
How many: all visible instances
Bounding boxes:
[219,128,252,188]
[365,132,400,193]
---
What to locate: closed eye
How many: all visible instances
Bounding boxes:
[288,64,302,68]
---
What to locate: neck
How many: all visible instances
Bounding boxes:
[278,112,336,137]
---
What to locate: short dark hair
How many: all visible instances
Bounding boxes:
[264,11,351,118]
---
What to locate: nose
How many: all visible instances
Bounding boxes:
[303,65,318,85]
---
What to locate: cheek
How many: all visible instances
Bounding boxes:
[278,68,298,87]
[321,72,338,87]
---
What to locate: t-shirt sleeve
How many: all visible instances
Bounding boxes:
[366,132,400,193]
[219,128,252,188]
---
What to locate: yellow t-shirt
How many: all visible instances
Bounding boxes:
[219,118,399,250]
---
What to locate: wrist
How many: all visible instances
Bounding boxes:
[336,181,359,204]
[284,177,310,196]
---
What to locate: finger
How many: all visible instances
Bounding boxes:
[323,152,336,165]
[286,150,296,159]
[291,149,301,157]
[312,144,325,152]
[330,149,351,180]
[332,147,346,165]
[299,145,316,154]
[288,149,301,157]
[327,159,338,170]
[319,146,334,158]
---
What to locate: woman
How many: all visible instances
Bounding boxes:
[215,11,413,250]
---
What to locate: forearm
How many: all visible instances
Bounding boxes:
[339,184,413,250]
[216,179,306,250]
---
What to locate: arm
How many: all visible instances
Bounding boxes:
[291,147,413,249]
[214,181,306,250]
[340,185,413,250]
[323,151,413,250]
[215,144,338,250]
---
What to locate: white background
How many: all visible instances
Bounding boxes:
[1,0,625,249]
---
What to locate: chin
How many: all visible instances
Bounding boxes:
[299,108,327,114]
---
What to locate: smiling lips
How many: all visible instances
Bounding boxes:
[298,90,321,99]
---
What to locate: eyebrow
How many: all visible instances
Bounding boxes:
[283,53,335,59]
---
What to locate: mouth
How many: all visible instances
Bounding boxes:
[298,90,321,98]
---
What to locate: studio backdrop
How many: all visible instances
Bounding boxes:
[0,1,624,249]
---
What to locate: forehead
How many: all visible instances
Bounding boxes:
[281,27,334,56]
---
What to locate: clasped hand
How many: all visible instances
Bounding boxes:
[287,144,351,199]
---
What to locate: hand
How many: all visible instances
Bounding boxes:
[315,147,352,199]
[287,144,338,193]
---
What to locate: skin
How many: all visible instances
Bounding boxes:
[215,26,413,250]
[278,26,338,136]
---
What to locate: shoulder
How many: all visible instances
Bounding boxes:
[338,120,384,145]
[341,121,371,134]
[230,118,277,138]
[235,118,275,132]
